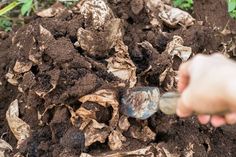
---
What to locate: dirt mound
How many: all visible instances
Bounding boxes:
[0,0,235,156]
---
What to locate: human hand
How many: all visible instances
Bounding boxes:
[177,53,236,127]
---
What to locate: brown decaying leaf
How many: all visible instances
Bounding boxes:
[36,2,66,17]
[5,71,18,86]
[159,5,195,27]
[145,0,195,28]
[35,69,60,98]
[106,41,137,88]
[165,36,192,61]
[129,125,156,142]
[79,89,119,128]
[13,60,32,74]
[0,139,12,157]
[83,119,110,147]
[76,0,137,87]
[78,89,126,149]
[39,25,54,52]
[76,18,123,57]
[80,143,179,157]
[118,115,130,131]
[108,130,126,150]
[130,0,144,15]
[6,99,31,148]
[78,0,114,29]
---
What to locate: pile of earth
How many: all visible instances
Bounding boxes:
[0,0,236,156]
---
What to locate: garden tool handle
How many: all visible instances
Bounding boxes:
[159,92,229,116]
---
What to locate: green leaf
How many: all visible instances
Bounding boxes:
[0,1,20,16]
[21,0,33,16]
[228,1,236,12]
[172,0,193,11]
[0,18,12,32]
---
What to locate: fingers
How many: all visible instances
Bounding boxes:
[176,96,192,117]
[198,115,211,124]
[210,116,226,127]
[198,113,236,127]
[178,62,190,93]
[225,113,236,124]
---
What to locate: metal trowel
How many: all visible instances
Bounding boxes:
[120,87,180,120]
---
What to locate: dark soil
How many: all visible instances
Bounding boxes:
[0,0,236,156]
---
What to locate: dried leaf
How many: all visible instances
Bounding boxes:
[80,144,177,157]
[165,36,192,61]
[5,72,18,86]
[83,119,110,147]
[13,152,24,157]
[106,41,137,88]
[76,18,123,58]
[108,130,126,150]
[35,69,60,98]
[39,25,54,52]
[159,5,195,27]
[78,0,114,29]
[129,126,156,142]
[79,89,119,128]
[36,2,65,17]
[13,60,32,74]
[131,0,144,15]
[0,139,12,157]
[118,115,130,131]
[161,68,178,91]
[6,99,31,148]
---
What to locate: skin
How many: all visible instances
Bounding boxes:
[177,53,236,127]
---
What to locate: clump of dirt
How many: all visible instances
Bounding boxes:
[0,0,236,156]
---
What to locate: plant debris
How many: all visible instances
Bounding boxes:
[0,0,236,156]
[36,2,66,18]
[0,139,12,157]
[6,99,31,148]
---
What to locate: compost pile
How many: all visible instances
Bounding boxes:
[0,0,236,156]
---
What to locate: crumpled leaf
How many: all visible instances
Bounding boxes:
[108,130,126,150]
[5,71,18,86]
[144,0,195,28]
[128,125,156,142]
[76,18,123,58]
[79,89,119,129]
[160,68,178,91]
[13,60,32,74]
[39,25,54,52]
[118,115,130,131]
[6,99,31,148]
[83,119,110,147]
[106,41,137,88]
[78,0,114,29]
[130,0,144,15]
[165,36,192,61]
[159,5,195,27]
[34,69,60,98]
[36,2,65,17]
[80,143,178,157]
[0,139,12,157]
[13,153,24,157]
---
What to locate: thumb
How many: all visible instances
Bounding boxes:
[177,87,193,117]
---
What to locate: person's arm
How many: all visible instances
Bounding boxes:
[177,53,236,127]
